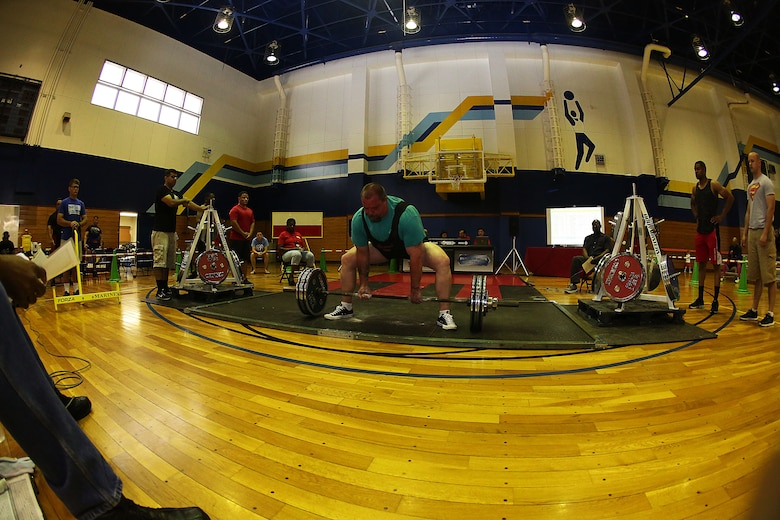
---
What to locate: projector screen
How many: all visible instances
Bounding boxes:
[546,206,605,247]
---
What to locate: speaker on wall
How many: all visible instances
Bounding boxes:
[509,216,519,237]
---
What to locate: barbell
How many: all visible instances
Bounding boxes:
[286,268,522,332]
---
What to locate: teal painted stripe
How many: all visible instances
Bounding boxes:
[512,107,544,120]
[657,193,691,210]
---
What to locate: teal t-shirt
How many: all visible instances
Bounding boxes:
[350,195,426,248]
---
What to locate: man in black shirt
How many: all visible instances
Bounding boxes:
[0,231,14,254]
[689,160,734,313]
[152,169,205,300]
[47,198,62,251]
[564,220,612,293]
[85,216,103,251]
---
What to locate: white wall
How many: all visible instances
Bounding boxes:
[2,0,779,192]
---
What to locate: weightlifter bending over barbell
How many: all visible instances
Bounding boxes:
[324,182,458,330]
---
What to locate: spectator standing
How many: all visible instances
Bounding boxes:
[0,231,14,254]
[85,215,103,251]
[688,160,734,314]
[152,169,205,301]
[740,151,776,326]
[47,198,62,251]
[57,179,87,296]
[227,191,255,283]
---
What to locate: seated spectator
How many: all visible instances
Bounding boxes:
[457,229,470,241]
[277,218,315,268]
[250,231,270,274]
[564,219,612,293]
[473,227,490,245]
[723,236,742,276]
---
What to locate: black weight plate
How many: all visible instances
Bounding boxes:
[647,259,661,291]
[296,268,329,315]
[665,256,680,301]
[295,267,313,315]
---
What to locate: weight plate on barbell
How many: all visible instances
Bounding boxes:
[647,258,661,291]
[196,249,230,285]
[592,253,612,295]
[469,274,487,333]
[296,267,329,316]
[601,253,645,303]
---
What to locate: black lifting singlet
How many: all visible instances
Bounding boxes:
[695,179,718,234]
[362,201,410,260]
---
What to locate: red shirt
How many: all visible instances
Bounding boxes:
[228,204,255,241]
[278,230,305,249]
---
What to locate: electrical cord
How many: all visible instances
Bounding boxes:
[18,308,92,392]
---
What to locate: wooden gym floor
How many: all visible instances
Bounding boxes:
[4,264,779,520]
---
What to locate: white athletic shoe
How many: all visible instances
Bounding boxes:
[324,304,354,320]
[437,311,458,330]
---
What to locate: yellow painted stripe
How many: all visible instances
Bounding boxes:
[666,180,691,194]
[177,155,266,214]
[368,144,397,156]
[510,94,549,106]
[744,136,779,154]
[412,95,494,153]
[284,149,348,167]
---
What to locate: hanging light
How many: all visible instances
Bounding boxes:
[264,40,281,66]
[213,7,234,34]
[771,74,780,96]
[723,0,744,27]
[564,3,586,33]
[691,34,710,61]
[402,1,421,35]
[729,9,744,26]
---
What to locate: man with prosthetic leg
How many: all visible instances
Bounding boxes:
[325,182,457,330]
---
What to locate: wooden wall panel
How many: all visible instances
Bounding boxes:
[18,205,122,252]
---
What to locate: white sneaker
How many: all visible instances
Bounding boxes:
[324,304,354,320]
[564,283,578,294]
[437,312,458,330]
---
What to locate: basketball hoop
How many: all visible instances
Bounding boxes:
[450,174,463,190]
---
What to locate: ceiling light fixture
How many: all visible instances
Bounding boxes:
[213,7,234,34]
[691,34,710,61]
[771,75,780,95]
[564,3,586,33]
[729,9,744,26]
[402,1,421,35]
[264,40,281,66]
[723,0,744,27]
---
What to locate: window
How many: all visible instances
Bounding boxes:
[91,61,202,135]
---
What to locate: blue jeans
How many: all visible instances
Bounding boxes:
[0,282,122,520]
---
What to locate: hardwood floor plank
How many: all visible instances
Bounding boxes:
[5,268,779,519]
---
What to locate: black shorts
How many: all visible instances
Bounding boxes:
[229,239,251,262]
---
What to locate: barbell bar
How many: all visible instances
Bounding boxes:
[286,268,521,332]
